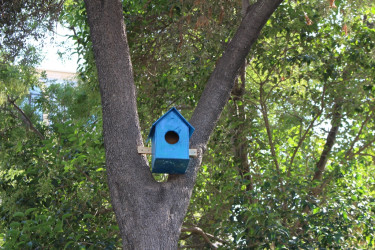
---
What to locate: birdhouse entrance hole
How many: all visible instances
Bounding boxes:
[165,131,179,144]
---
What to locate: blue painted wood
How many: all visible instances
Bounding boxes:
[147,107,195,174]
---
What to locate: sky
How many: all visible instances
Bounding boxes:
[37,25,78,73]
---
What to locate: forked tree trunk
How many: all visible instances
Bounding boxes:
[84,0,283,248]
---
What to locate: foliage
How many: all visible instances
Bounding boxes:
[0,0,63,61]
[1,0,375,248]
[0,83,120,248]
[183,0,375,248]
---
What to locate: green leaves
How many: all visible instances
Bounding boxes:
[0,81,119,248]
[180,0,375,248]
[12,212,25,219]
[1,0,375,248]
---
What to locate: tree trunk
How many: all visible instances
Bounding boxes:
[311,102,342,196]
[84,0,283,248]
[231,67,253,195]
[83,1,188,248]
[312,102,342,182]
[302,102,342,213]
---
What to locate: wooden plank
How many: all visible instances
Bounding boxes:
[137,146,198,157]
[189,149,198,158]
[137,146,151,154]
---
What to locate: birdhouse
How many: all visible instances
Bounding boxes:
[147,107,195,174]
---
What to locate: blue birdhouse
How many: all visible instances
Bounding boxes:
[147,107,195,174]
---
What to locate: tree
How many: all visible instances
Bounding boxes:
[1,0,374,248]
[184,1,375,247]
[83,0,283,248]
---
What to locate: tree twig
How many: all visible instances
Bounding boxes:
[348,137,375,160]
[288,84,327,172]
[181,227,229,248]
[345,108,374,159]
[259,83,279,173]
[179,244,206,249]
[181,227,217,248]
[7,96,45,140]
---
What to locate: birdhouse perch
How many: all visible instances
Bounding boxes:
[138,107,196,174]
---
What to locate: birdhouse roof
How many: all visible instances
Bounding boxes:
[147,107,195,141]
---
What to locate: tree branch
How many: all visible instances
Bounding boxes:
[288,84,327,172]
[84,0,151,182]
[182,0,284,183]
[181,227,216,249]
[260,83,280,173]
[231,77,253,198]
[312,102,342,186]
[181,227,229,248]
[179,244,206,249]
[7,96,45,140]
[348,137,375,160]
[345,108,374,159]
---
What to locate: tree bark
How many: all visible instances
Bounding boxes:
[311,102,342,196]
[231,75,253,196]
[84,0,283,248]
[84,1,180,248]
